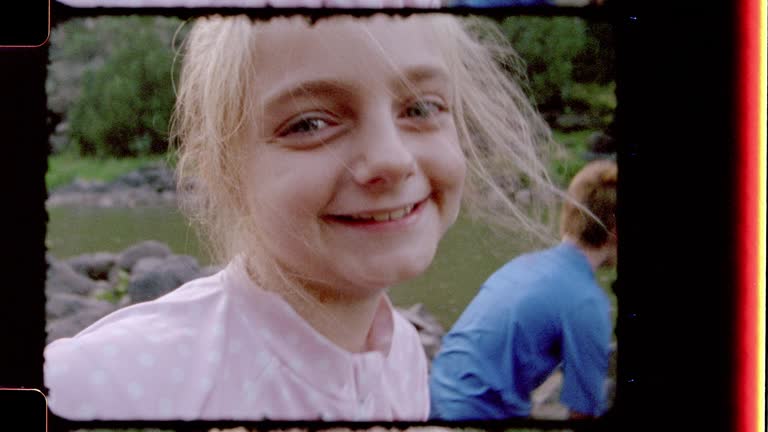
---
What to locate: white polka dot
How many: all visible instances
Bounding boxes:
[242,379,256,401]
[77,403,95,418]
[127,382,144,400]
[158,398,173,417]
[207,351,221,364]
[279,386,291,402]
[177,344,191,358]
[46,362,70,377]
[170,367,185,383]
[198,376,212,389]
[146,333,166,344]
[110,327,128,336]
[288,358,304,374]
[138,353,155,367]
[102,344,119,358]
[88,369,107,386]
[260,328,274,342]
[253,351,268,368]
[152,320,168,329]
[212,324,224,336]
[228,340,242,354]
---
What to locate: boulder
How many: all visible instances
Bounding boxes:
[396,303,445,360]
[64,252,117,280]
[116,240,172,271]
[197,265,224,278]
[126,254,200,304]
[111,170,145,189]
[131,256,165,277]
[46,259,102,296]
[46,291,116,321]
[137,163,175,193]
[46,305,116,344]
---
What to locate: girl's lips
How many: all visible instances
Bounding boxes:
[324,197,428,226]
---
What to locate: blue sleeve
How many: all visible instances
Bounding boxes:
[559,298,611,416]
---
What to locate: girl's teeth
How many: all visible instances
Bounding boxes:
[349,204,415,222]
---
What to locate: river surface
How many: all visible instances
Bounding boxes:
[47,205,547,328]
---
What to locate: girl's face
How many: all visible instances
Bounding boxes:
[241,15,466,301]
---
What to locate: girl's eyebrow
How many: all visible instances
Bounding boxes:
[393,65,451,89]
[262,80,357,113]
[261,65,451,111]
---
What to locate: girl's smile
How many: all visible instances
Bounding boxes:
[323,195,429,228]
[240,15,466,301]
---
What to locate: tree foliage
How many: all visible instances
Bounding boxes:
[54,17,181,157]
[502,16,614,120]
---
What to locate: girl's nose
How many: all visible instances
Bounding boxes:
[351,110,416,189]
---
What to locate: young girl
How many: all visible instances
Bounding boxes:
[44,11,561,421]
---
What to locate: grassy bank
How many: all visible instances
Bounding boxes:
[46,153,169,192]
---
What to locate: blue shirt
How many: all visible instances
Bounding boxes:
[429,242,611,420]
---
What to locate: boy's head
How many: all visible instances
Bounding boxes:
[559,159,618,248]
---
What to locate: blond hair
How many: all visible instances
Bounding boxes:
[559,159,618,247]
[171,13,563,268]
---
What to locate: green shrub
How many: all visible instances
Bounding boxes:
[67,17,177,157]
[501,16,588,112]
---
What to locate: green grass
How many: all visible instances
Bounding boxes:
[550,129,600,187]
[46,152,169,191]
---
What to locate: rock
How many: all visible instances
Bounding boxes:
[46,305,116,344]
[46,259,102,296]
[126,254,200,304]
[397,303,445,360]
[418,332,443,361]
[64,252,117,280]
[131,256,165,277]
[112,170,145,189]
[137,163,175,192]
[197,265,224,279]
[46,292,116,321]
[398,303,444,335]
[117,240,172,271]
[47,163,178,208]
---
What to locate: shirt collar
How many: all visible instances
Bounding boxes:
[221,258,395,397]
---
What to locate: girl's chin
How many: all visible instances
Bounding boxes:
[348,260,432,290]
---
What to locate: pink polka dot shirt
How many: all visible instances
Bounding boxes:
[44,259,430,421]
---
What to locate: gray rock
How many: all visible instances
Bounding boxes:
[398,303,444,335]
[131,256,165,277]
[46,305,116,344]
[117,240,172,271]
[64,252,117,280]
[396,303,445,361]
[112,170,145,189]
[46,292,116,321]
[126,254,200,304]
[197,265,224,279]
[46,259,102,296]
[137,164,175,192]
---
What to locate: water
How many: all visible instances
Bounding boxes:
[46,205,533,328]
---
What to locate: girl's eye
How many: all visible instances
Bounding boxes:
[278,117,331,137]
[403,100,445,119]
